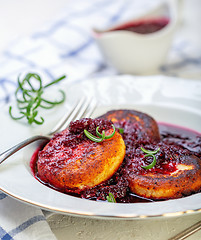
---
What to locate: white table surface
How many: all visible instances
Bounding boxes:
[0,0,201,240]
[47,213,201,240]
[0,0,70,52]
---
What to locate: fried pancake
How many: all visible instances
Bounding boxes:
[37,119,126,193]
[98,109,160,141]
[128,154,201,200]
[35,110,201,202]
[99,110,201,200]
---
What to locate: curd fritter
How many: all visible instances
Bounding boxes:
[98,109,160,142]
[37,118,126,193]
[35,109,201,202]
[97,110,201,201]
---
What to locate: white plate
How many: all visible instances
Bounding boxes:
[0,75,201,219]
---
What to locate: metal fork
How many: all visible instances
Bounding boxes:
[169,220,201,240]
[0,96,96,164]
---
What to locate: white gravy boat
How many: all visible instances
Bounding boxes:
[93,0,180,75]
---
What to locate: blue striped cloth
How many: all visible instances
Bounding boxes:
[0,193,56,240]
[1,0,201,106]
[0,0,201,239]
[0,0,162,105]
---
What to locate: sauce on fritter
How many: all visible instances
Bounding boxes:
[31,119,201,203]
[35,118,125,192]
[81,122,201,202]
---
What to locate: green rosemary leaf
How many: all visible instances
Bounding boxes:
[9,73,66,125]
[141,154,157,170]
[9,106,24,120]
[96,124,116,139]
[140,147,160,170]
[33,117,44,125]
[118,128,124,134]
[96,126,103,138]
[40,90,66,106]
[44,75,66,88]
[84,129,105,143]
[140,147,160,155]
[106,193,116,203]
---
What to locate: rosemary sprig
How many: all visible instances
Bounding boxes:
[118,128,124,134]
[84,124,116,143]
[106,193,116,203]
[140,147,159,155]
[84,129,106,143]
[9,73,66,125]
[141,147,160,170]
[96,124,116,139]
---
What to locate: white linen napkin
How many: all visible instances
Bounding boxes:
[0,0,201,239]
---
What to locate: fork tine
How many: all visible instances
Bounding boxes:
[84,98,97,118]
[59,97,88,131]
[48,96,86,135]
[74,97,94,120]
[49,96,96,135]
[0,97,96,163]
[60,97,97,131]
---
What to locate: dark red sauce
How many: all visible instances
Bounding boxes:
[110,17,169,34]
[30,120,201,203]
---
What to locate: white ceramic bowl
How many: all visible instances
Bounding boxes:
[93,0,179,75]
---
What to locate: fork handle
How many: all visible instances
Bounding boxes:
[0,136,49,164]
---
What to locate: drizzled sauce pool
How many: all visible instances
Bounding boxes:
[31,122,201,203]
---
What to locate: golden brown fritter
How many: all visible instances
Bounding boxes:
[37,124,125,193]
[99,110,201,200]
[128,155,201,200]
[98,109,160,141]
[36,110,201,201]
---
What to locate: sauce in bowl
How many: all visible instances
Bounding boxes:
[110,17,170,34]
